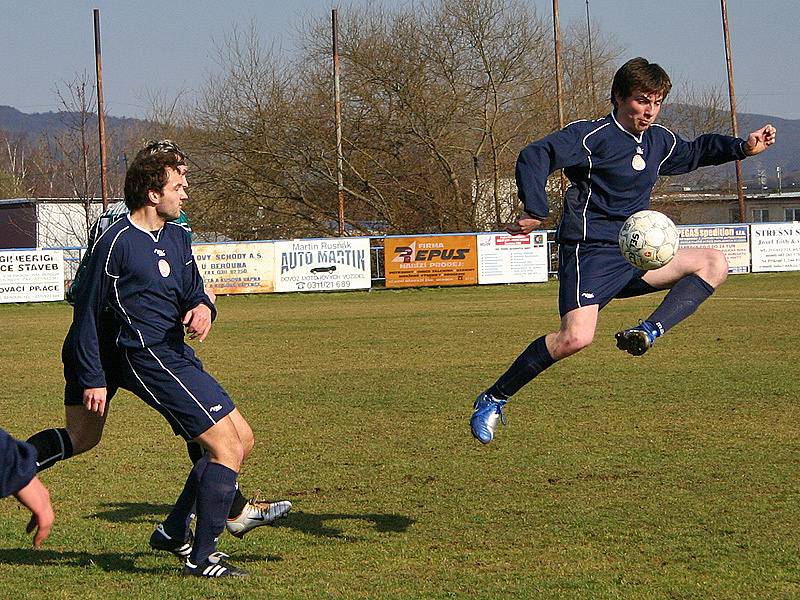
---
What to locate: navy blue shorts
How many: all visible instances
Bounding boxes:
[64,337,234,440]
[120,342,235,440]
[557,242,657,317]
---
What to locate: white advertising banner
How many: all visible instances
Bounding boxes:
[273,237,372,292]
[193,242,275,294]
[477,232,549,284]
[677,224,750,274]
[751,223,800,272]
[0,249,64,303]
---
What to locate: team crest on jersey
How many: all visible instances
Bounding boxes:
[158,259,171,278]
[631,154,646,171]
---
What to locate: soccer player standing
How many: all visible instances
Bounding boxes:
[26,140,290,541]
[471,57,776,444]
[68,149,252,577]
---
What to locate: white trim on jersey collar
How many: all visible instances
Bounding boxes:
[610,110,644,144]
[125,214,163,242]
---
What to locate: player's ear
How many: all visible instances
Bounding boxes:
[147,188,161,204]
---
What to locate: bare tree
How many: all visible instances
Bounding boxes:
[28,72,132,245]
[178,0,624,239]
[655,81,731,197]
[0,131,31,198]
[51,72,100,237]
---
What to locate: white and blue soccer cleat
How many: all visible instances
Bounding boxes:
[470,392,507,445]
[615,320,659,356]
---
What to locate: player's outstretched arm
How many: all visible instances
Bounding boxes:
[14,476,54,546]
[506,211,543,235]
[744,124,777,156]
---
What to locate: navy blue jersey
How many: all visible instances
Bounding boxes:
[0,428,37,497]
[67,216,215,389]
[515,112,747,244]
[66,203,192,304]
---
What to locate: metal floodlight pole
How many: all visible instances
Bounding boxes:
[332,9,345,237]
[93,9,109,211]
[720,0,746,222]
[553,0,566,195]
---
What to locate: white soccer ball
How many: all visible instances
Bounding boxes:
[618,210,679,270]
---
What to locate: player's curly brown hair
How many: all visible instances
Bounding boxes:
[124,151,183,211]
[610,57,672,107]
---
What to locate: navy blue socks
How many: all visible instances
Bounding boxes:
[162,454,209,539]
[189,462,238,565]
[186,441,247,519]
[487,335,555,399]
[645,274,714,336]
[26,428,74,472]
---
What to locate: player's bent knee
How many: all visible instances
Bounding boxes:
[227,409,255,458]
[236,421,255,457]
[554,330,593,358]
[703,249,729,287]
[196,418,246,471]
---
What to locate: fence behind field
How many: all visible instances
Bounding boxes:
[1,222,799,304]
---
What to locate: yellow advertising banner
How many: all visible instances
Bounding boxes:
[384,235,478,288]
[193,242,275,294]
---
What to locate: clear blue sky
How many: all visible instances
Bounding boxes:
[2,0,798,120]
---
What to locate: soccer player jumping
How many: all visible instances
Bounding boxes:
[471,57,776,444]
[67,149,256,576]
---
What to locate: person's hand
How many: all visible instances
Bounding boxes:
[506,211,542,235]
[14,477,54,547]
[183,303,213,342]
[83,387,107,416]
[744,124,776,156]
[204,286,217,305]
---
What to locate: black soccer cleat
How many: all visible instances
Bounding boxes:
[615,321,658,356]
[183,552,249,578]
[149,524,194,560]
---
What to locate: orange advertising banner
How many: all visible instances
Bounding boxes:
[384,235,478,288]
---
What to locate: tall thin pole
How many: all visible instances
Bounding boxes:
[585,0,596,110]
[552,0,566,195]
[332,9,345,237]
[93,9,109,211]
[552,0,565,131]
[720,0,746,222]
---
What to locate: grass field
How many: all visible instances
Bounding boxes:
[1,272,799,599]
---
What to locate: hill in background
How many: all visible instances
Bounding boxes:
[0,105,144,140]
[2,104,797,189]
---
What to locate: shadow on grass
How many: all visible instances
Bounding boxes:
[273,510,415,539]
[87,502,174,524]
[0,548,280,574]
[88,502,415,540]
